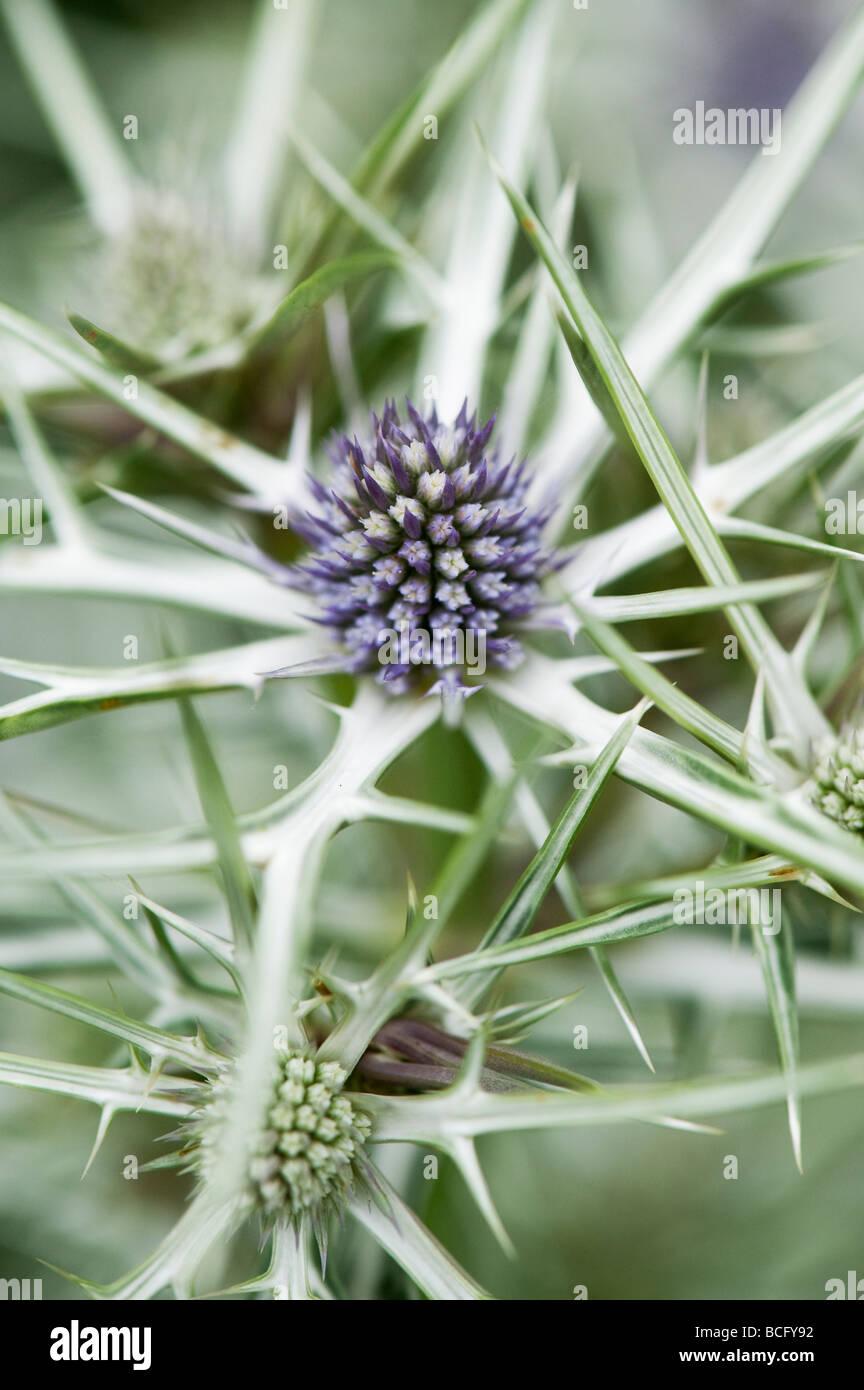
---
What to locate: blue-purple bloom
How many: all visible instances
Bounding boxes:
[289,399,555,697]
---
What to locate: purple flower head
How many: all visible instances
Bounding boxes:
[289,399,555,696]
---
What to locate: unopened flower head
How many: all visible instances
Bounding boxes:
[811,721,864,832]
[291,399,556,696]
[196,1049,372,1223]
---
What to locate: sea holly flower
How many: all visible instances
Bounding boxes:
[5,0,864,1310]
[810,722,864,833]
[193,1049,372,1226]
[285,399,558,701]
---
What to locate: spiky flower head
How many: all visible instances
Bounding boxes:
[811,722,864,832]
[291,399,555,697]
[196,1050,371,1223]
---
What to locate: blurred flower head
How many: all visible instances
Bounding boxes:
[99,186,255,359]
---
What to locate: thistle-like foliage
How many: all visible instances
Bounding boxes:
[292,400,554,696]
[811,723,864,832]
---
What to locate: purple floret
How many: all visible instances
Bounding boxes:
[287,399,554,694]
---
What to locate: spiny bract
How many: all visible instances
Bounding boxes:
[811,722,864,832]
[243,1051,372,1220]
[291,399,555,696]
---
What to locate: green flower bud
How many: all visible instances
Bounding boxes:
[811,723,864,832]
[246,1049,371,1220]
